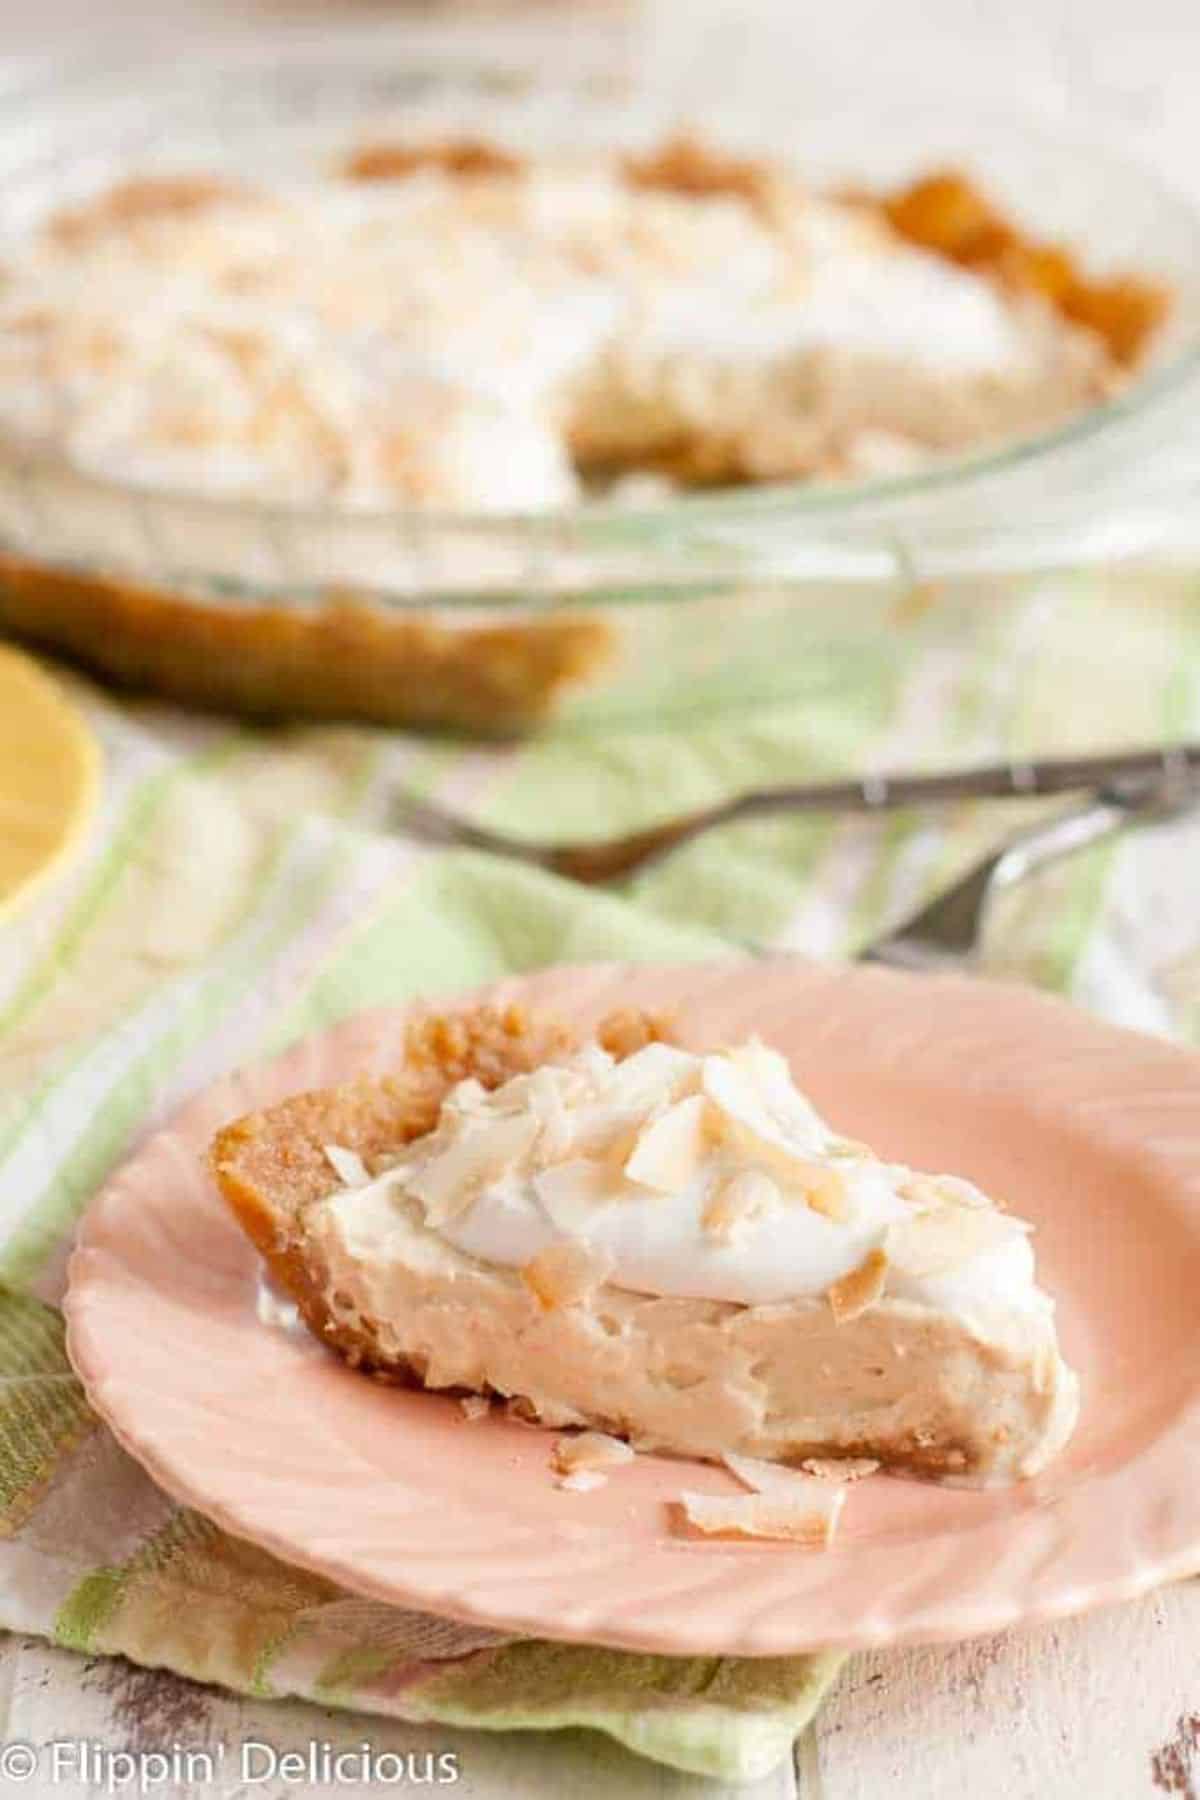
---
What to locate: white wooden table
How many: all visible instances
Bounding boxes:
[3,1,1200,1793]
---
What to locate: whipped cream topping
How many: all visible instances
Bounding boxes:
[323,1038,1052,1321]
[0,154,1111,511]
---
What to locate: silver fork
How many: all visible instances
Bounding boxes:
[392,745,1200,887]
[861,778,1192,970]
[401,765,1197,971]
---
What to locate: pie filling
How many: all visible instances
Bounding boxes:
[0,138,1167,513]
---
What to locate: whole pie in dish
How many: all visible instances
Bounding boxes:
[0,136,1170,510]
[0,133,1171,731]
[211,1001,1079,1485]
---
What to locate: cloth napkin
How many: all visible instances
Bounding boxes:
[2,560,1200,1784]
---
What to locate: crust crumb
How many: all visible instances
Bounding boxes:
[724,1449,875,1492]
[883,170,1017,269]
[1056,272,1169,369]
[403,1005,574,1090]
[882,168,1167,365]
[595,1008,674,1059]
[799,1456,880,1482]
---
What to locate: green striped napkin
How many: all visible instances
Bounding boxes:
[2,561,1199,1782]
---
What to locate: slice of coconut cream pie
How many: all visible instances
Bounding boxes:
[212,1005,1078,1484]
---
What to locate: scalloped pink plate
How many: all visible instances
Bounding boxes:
[65,959,1200,1657]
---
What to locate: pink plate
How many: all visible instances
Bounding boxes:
[65,959,1200,1657]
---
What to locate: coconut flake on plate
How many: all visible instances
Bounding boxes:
[678,1486,845,1547]
[557,1469,609,1494]
[679,1449,851,1544]
[552,1431,636,1475]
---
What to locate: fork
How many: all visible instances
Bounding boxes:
[392,744,1200,887]
[860,779,1193,970]
[397,757,1199,973]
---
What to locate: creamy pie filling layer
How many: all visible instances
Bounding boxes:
[0,141,1160,512]
[305,1037,1079,1482]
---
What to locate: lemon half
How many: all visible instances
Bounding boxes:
[0,643,101,922]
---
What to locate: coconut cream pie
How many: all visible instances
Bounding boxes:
[0,138,1167,510]
[0,136,1170,731]
[212,1003,1078,1485]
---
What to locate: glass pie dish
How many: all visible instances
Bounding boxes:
[1,32,1199,735]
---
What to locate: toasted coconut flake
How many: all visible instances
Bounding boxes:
[803,1166,848,1221]
[532,1158,619,1233]
[700,1055,832,1188]
[625,1093,712,1193]
[623,133,777,211]
[409,1110,540,1226]
[525,1066,575,1161]
[828,1137,875,1160]
[701,1169,780,1243]
[557,1469,608,1494]
[724,1452,817,1495]
[887,1206,1019,1278]
[522,1239,614,1311]
[322,1143,369,1187]
[1031,1343,1056,1397]
[899,1172,989,1211]
[827,1247,889,1323]
[459,1395,491,1423]
[603,1041,698,1108]
[600,1118,647,1173]
[552,1431,636,1475]
[343,137,523,183]
[49,174,248,247]
[448,1076,491,1115]
[678,1486,844,1547]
